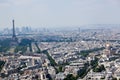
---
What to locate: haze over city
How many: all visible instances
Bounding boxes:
[1,0,120,29]
[1,0,120,80]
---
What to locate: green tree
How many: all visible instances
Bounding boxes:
[0,61,5,72]
[64,74,77,80]
[112,77,117,80]
[93,65,105,72]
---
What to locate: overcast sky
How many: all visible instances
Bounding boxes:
[0,0,120,29]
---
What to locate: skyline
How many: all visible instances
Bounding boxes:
[0,0,120,29]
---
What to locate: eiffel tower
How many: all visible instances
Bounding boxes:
[11,20,18,46]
